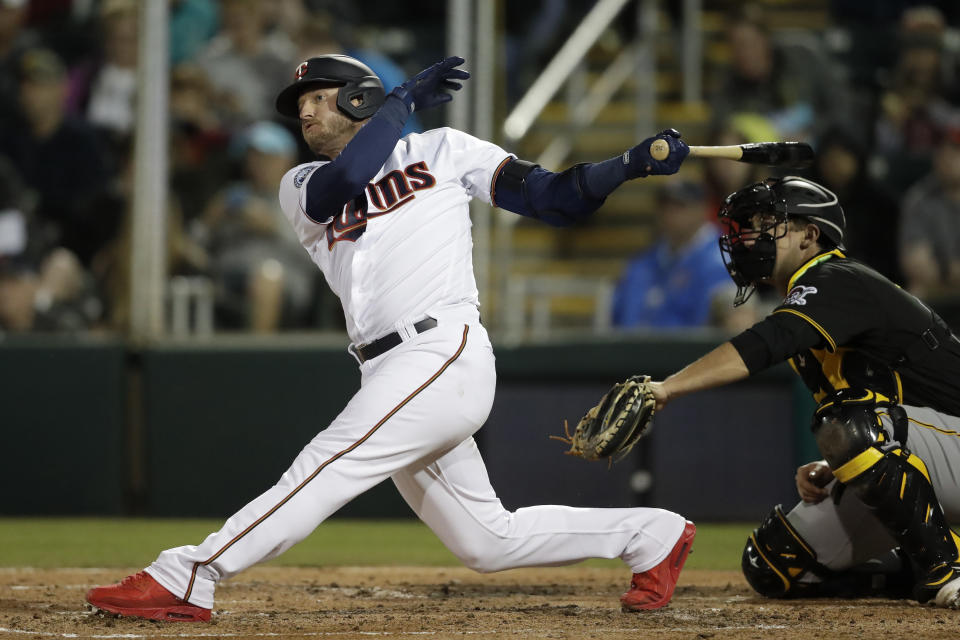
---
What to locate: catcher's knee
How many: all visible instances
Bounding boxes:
[811,389,886,471]
[742,505,827,598]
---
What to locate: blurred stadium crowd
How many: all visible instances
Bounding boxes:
[609,1,960,334]
[0,0,958,335]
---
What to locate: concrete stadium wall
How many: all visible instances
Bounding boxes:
[0,334,815,521]
[0,336,126,515]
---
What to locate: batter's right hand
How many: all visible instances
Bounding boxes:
[391,56,470,113]
[796,460,833,503]
[625,128,689,178]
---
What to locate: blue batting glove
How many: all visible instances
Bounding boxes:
[390,56,470,113]
[624,128,690,178]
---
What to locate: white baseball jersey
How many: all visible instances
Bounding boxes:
[144,125,687,611]
[278,127,512,345]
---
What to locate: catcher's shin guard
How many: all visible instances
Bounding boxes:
[813,391,960,603]
[832,446,960,602]
[742,505,915,599]
[742,505,830,598]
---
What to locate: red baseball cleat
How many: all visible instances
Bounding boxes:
[86,571,211,622]
[621,520,696,611]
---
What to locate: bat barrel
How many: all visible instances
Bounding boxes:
[739,142,814,168]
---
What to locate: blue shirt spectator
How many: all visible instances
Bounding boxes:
[612,181,735,329]
[170,0,219,65]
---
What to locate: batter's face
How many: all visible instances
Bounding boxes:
[297,87,364,158]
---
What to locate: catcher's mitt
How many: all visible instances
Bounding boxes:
[551,375,656,463]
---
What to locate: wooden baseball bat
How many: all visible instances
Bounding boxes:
[648,140,814,168]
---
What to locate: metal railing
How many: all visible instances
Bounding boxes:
[494,0,652,337]
[491,0,705,340]
[501,0,636,143]
[168,276,214,337]
[503,275,615,344]
[129,0,169,342]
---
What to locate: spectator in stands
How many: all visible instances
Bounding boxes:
[871,10,958,197]
[169,63,232,222]
[898,123,960,300]
[262,0,311,40]
[0,47,114,266]
[703,113,775,214]
[194,0,296,125]
[712,4,850,141]
[90,144,208,333]
[0,156,100,332]
[896,5,960,103]
[196,121,317,332]
[0,0,40,124]
[827,3,960,105]
[612,180,755,332]
[65,0,137,151]
[170,0,218,66]
[808,126,902,283]
[0,242,99,331]
[19,0,101,64]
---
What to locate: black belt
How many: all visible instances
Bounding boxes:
[354,318,437,363]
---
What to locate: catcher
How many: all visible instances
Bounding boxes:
[573,176,960,608]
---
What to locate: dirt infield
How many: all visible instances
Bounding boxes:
[0,566,956,639]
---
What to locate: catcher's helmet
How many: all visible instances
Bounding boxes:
[275,54,385,121]
[718,176,845,305]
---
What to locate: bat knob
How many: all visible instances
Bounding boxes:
[649,138,670,161]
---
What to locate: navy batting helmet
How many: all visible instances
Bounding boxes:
[275,54,385,121]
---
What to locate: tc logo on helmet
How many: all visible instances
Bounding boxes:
[295,61,309,80]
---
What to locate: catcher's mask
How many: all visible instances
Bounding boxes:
[275,54,385,121]
[718,176,846,306]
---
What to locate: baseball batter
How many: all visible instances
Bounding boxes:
[613,176,960,607]
[86,55,696,621]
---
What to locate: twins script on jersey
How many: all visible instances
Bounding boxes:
[278,128,512,346]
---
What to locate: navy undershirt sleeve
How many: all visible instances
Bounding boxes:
[493,156,628,227]
[579,155,629,199]
[730,313,826,374]
[303,94,410,223]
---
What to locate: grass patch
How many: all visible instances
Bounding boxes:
[0,518,752,571]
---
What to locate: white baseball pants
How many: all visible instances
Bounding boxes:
[146,306,686,608]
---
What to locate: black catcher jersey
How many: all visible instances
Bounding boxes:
[775,250,960,415]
